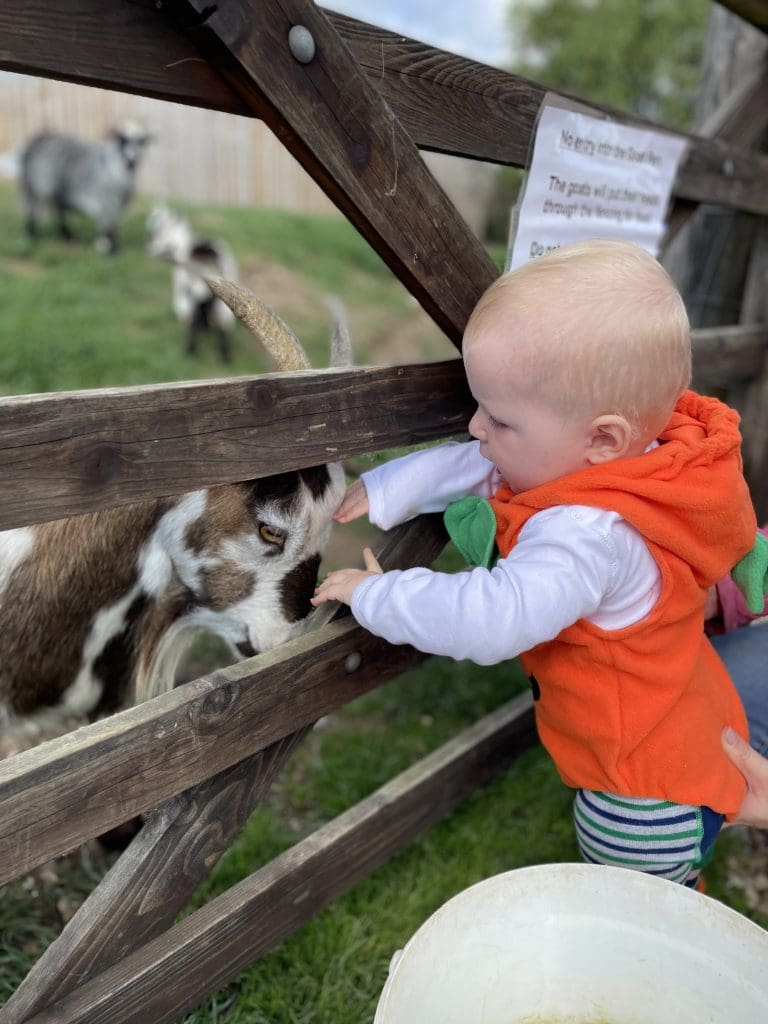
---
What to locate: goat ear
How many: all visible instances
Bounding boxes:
[249,466,333,503]
[299,464,334,500]
[247,471,302,508]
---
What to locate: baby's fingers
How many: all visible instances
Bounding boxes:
[334,480,369,522]
[311,569,353,606]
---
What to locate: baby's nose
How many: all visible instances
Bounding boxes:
[468,409,485,440]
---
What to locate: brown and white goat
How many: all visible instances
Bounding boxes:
[0,283,347,754]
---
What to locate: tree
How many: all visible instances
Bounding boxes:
[507,0,710,130]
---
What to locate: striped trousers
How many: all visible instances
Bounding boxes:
[574,789,724,887]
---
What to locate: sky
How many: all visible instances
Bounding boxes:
[325,0,513,69]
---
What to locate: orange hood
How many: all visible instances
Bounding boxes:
[494,390,756,586]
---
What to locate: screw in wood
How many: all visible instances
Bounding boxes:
[344,652,362,673]
[288,25,316,64]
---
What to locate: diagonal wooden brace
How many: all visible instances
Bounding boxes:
[161,0,498,348]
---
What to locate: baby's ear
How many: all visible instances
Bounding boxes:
[585,415,633,464]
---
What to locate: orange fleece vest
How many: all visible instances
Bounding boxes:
[490,391,756,816]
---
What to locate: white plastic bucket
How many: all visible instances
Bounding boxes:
[374,863,768,1024]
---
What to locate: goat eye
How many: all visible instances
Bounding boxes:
[259,523,286,546]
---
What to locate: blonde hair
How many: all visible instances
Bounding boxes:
[465,239,691,439]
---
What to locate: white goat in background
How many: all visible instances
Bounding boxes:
[0,280,350,757]
[147,204,238,361]
[19,121,152,255]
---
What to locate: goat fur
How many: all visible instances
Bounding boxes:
[20,121,152,254]
[147,205,238,361]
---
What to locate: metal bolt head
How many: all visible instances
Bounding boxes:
[289,25,316,64]
[345,652,362,673]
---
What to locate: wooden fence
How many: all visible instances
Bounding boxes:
[0,0,767,1020]
[0,71,336,212]
[0,74,495,233]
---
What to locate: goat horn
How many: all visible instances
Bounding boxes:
[200,273,311,372]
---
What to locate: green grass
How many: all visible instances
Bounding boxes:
[0,181,764,1022]
[0,181,454,396]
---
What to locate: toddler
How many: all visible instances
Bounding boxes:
[313,239,757,887]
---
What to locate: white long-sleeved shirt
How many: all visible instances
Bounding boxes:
[351,441,661,665]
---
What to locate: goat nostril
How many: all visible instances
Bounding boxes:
[236,640,257,658]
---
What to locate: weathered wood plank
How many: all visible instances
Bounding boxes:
[2,507,452,1012]
[331,13,768,216]
[1,316,756,530]
[0,361,472,529]
[691,323,768,389]
[0,0,250,113]
[162,0,498,347]
[1,729,310,1023]
[735,222,768,516]
[717,0,768,31]
[16,695,537,1024]
[0,509,450,885]
[0,617,423,886]
[661,62,768,249]
[1,3,767,214]
[0,321,760,531]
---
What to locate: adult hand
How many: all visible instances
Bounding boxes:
[722,726,768,828]
[311,547,383,607]
[333,479,369,523]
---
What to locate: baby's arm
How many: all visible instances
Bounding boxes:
[314,509,614,664]
[360,441,500,531]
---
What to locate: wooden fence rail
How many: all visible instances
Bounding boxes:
[1,1,766,1020]
[2,4,768,215]
[0,504,455,887]
[13,695,537,1024]
[0,361,473,528]
[0,326,761,529]
[0,617,424,885]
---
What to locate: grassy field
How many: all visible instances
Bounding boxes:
[1,181,765,1022]
[0,182,455,395]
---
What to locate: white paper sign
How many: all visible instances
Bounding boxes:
[507,103,687,271]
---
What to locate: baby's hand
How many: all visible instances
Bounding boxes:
[334,479,369,523]
[311,547,383,606]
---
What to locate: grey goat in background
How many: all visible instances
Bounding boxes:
[20,121,152,254]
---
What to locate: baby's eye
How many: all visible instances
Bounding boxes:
[487,413,508,430]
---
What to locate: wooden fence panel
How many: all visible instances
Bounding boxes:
[0,618,423,886]
[717,0,768,31]
[691,324,768,390]
[0,326,758,530]
[0,361,473,529]
[2,3,768,214]
[16,695,537,1024]
[0,2,766,1021]
[2,729,311,1023]
[163,0,498,347]
[0,509,450,886]
[0,74,336,213]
